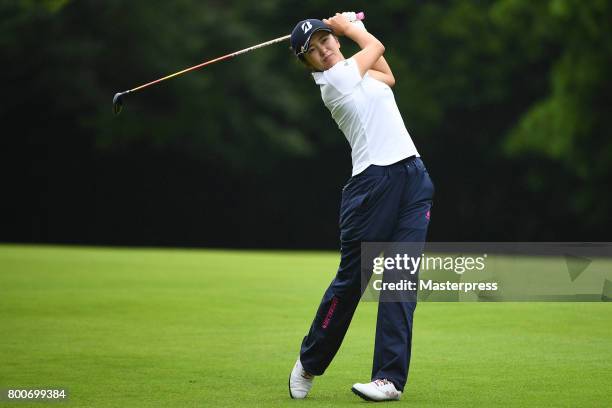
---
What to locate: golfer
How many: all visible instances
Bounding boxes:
[287,13,434,402]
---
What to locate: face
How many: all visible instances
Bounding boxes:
[303,31,343,71]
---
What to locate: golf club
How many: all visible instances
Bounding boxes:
[112,12,365,115]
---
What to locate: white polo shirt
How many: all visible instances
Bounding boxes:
[312,57,419,176]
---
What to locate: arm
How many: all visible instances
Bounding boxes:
[353,19,395,87]
[369,56,395,87]
[323,13,385,78]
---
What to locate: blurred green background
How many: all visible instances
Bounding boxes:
[1,0,611,247]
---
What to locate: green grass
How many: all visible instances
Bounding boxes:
[0,245,610,407]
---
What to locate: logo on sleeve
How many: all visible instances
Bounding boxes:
[301,21,312,34]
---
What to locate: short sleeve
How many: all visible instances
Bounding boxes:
[322,57,363,94]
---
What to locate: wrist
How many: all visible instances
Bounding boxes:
[351,20,367,32]
[343,24,359,38]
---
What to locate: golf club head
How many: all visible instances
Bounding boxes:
[113,92,124,115]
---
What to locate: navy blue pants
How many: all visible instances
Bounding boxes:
[299,156,434,392]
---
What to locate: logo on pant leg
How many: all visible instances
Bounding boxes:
[426,210,431,220]
[321,297,339,329]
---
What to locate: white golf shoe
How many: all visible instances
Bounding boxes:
[288,358,315,399]
[351,379,402,401]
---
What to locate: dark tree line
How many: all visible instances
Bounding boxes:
[1,0,611,248]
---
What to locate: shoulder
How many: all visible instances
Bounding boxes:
[314,58,362,94]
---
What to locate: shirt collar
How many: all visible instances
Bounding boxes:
[312,71,326,85]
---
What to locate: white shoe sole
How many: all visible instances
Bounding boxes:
[351,385,401,402]
[351,385,378,401]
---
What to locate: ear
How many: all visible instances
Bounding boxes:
[333,34,341,49]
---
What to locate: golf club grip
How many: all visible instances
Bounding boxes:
[342,11,365,22]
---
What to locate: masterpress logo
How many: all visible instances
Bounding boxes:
[361,242,612,302]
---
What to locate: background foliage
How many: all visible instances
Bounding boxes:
[1,0,610,247]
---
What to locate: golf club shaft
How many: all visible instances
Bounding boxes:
[125,34,291,94]
[120,11,365,96]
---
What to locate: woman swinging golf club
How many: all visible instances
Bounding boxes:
[288,13,435,402]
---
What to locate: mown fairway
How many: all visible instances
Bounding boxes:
[1,245,610,407]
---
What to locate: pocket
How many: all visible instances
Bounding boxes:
[339,174,391,241]
[355,184,377,213]
[357,175,389,213]
[341,178,354,194]
[340,174,387,226]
